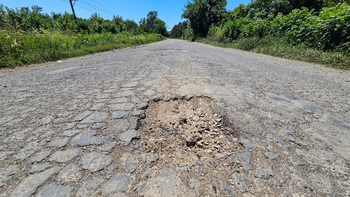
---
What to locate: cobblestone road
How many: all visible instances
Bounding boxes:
[0,39,350,196]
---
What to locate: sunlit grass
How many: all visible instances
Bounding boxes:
[0,30,164,68]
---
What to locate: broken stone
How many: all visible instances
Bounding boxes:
[129,116,139,130]
[131,110,146,119]
[138,103,149,110]
[118,130,140,145]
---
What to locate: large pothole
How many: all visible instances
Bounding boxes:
[138,96,240,162]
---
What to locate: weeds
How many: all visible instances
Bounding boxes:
[196,36,350,70]
[0,31,164,68]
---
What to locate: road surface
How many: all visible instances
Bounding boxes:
[0,39,350,196]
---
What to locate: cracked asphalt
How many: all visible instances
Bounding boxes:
[0,39,350,197]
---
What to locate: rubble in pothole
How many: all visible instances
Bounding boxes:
[138,97,240,159]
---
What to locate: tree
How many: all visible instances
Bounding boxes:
[153,18,168,36]
[125,19,138,33]
[139,11,164,33]
[289,0,325,11]
[170,21,188,38]
[147,11,158,32]
[113,15,126,32]
[247,0,292,18]
[182,0,227,37]
[31,5,43,13]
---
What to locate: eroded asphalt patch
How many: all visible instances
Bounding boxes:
[0,39,350,196]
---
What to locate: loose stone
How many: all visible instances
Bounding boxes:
[138,103,149,110]
[118,130,140,145]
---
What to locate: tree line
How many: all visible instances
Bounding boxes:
[0,5,168,36]
[171,0,350,54]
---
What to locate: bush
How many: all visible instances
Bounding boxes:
[210,3,350,54]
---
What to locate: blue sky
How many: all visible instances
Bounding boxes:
[1,0,251,29]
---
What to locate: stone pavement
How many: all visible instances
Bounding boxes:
[0,39,349,196]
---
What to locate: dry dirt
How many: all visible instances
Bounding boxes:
[137,96,243,195]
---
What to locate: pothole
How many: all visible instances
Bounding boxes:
[138,96,240,161]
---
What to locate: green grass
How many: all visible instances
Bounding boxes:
[0,30,165,69]
[194,36,350,70]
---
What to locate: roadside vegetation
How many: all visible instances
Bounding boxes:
[171,0,350,70]
[0,5,167,68]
